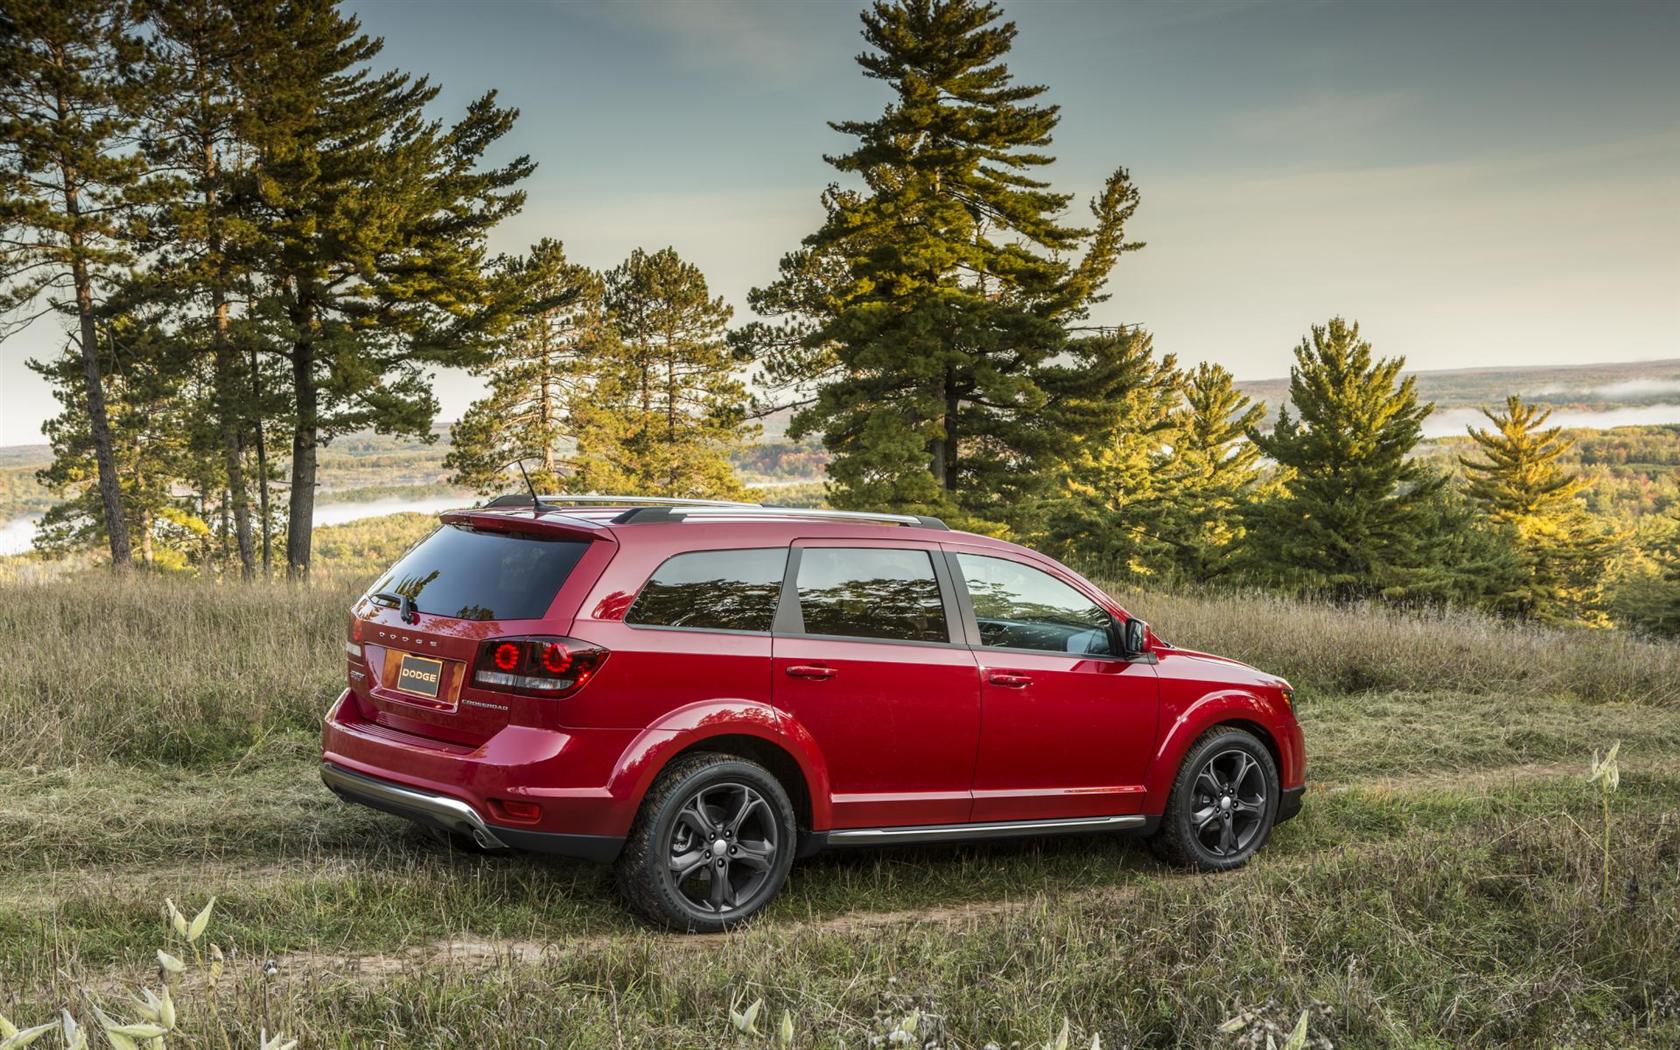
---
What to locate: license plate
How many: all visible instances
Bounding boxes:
[394,653,445,699]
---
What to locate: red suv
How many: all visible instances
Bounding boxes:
[322,497,1305,931]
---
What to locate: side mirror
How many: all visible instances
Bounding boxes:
[1122,618,1150,657]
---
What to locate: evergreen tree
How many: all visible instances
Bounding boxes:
[1036,331,1180,577]
[1461,396,1587,518]
[571,247,752,498]
[139,0,262,578]
[1245,317,1440,600]
[1461,395,1618,624]
[746,0,1144,529]
[231,0,532,578]
[0,0,148,570]
[1160,362,1267,581]
[446,240,606,494]
[28,313,207,568]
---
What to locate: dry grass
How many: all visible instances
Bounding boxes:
[2,567,1676,770]
[1116,586,1680,706]
[4,531,1680,1046]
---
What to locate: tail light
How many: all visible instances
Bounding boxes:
[473,636,607,698]
[346,613,364,659]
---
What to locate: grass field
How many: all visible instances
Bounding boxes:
[3,554,1679,1047]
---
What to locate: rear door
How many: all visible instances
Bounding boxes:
[771,540,980,829]
[949,549,1160,822]
[353,522,596,746]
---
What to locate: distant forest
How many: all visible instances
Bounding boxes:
[2,0,1677,633]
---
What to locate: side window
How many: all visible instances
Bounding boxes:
[956,553,1117,656]
[626,548,788,632]
[795,547,949,643]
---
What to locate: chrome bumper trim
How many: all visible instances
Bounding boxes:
[321,762,507,850]
[827,813,1146,846]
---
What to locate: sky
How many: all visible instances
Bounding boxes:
[2,0,1677,446]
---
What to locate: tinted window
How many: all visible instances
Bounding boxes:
[369,524,590,621]
[956,553,1116,655]
[796,547,948,643]
[626,548,788,632]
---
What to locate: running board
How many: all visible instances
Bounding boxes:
[825,814,1147,847]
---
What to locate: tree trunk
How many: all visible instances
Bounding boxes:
[52,73,130,572]
[70,255,133,571]
[930,367,959,492]
[214,307,255,579]
[252,341,272,577]
[206,129,255,579]
[285,324,317,582]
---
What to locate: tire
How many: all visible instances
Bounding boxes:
[615,752,797,932]
[1150,726,1279,871]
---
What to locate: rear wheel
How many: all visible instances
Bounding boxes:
[615,753,796,932]
[1150,727,1278,870]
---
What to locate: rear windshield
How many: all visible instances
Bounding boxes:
[368,524,589,621]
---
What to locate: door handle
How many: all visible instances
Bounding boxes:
[988,671,1033,688]
[786,664,838,680]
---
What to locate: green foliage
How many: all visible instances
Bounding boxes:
[1035,331,1181,573]
[570,246,753,498]
[1157,362,1269,580]
[0,0,153,568]
[446,239,606,494]
[230,0,532,577]
[747,0,1143,529]
[1461,396,1620,625]
[1244,318,1443,600]
[27,314,214,571]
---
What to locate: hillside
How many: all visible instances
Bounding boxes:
[5,357,1679,529]
[2,562,1677,1047]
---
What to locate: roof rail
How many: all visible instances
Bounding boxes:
[480,492,948,531]
[483,493,760,511]
[613,505,948,530]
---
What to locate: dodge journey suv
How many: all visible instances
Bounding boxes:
[322,496,1305,931]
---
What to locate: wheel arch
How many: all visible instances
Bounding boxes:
[608,702,832,836]
[1145,690,1289,810]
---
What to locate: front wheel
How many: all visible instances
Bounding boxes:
[1150,727,1279,871]
[615,753,797,932]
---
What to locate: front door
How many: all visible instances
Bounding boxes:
[949,549,1160,822]
[772,541,980,829]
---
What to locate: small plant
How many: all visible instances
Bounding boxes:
[0,899,296,1050]
[1588,741,1622,903]
[1219,1004,1322,1049]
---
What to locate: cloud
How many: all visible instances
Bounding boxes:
[596,1,834,84]
[1228,90,1417,143]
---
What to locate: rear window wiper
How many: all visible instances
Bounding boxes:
[370,590,420,624]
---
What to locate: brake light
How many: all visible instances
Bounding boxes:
[473,636,606,698]
[346,612,364,659]
[493,642,520,671]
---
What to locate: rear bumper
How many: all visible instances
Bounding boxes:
[321,688,638,861]
[322,762,623,863]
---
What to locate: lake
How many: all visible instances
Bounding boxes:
[0,494,477,558]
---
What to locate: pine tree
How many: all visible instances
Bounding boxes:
[1161,363,1267,581]
[0,0,149,570]
[1036,331,1181,577]
[1246,317,1440,600]
[1461,395,1618,624]
[233,0,532,578]
[446,240,606,494]
[1461,396,1586,518]
[571,247,752,498]
[745,0,1144,528]
[140,0,262,578]
[28,313,206,568]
